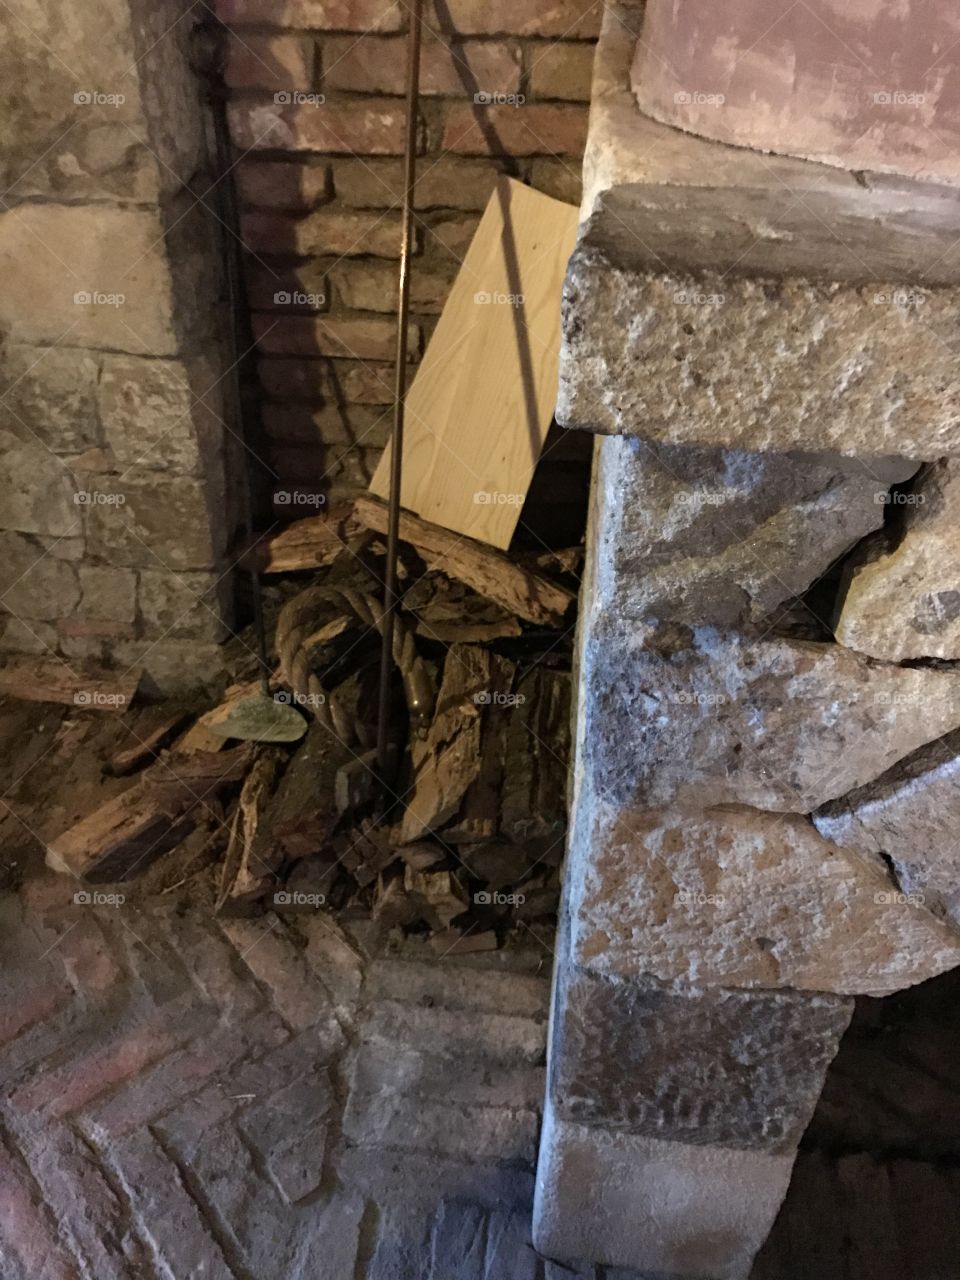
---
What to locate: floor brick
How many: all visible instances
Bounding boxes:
[0,1133,84,1280]
[430,1199,487,1280]
[219,915,335,1031]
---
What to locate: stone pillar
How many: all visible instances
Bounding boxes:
[0,0,239,691]
[535,4,960,1275]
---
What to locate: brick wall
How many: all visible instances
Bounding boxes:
[219,0,600,514]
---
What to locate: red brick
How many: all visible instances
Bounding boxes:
[427,0,601,37]
[0,976,67,1050]
[530,156,582,203]
[219,917,335,1031]
[324,35,520,97]
[264,402,392,447]
[225,34,315,92]
[259,356,394,403]
[271,443,383,496]
[426,215,480,262]
[330,260,452,312]
[254,313,419,361]
[0,1144,79,1280]
[528,40,595,101]
[242,208,406,257]
[334,154,508,210]
[217,0,402,30]
[236,159,331,209]
[442,103,589,155]
[228,98,410,154]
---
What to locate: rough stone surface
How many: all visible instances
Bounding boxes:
[534,1100,794,1279]
[558,243,960,458]
[0,431,80,538]
[77,566,137,623]
[0,345,102,453]
[85,476,223,571]
[814,728,960,932]
[569,800,960,996]
[138,570,229,641]
[582,623,960,813]
[98,356,210,474]
[835,460,960,660]
[0,531,81,623]
[551,964,852,1149]
[593,434,917,625]
[0,206,177,356]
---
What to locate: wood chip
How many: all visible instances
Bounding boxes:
[444,653,515,843]
[217,749,285,911]
[0,660,142,713]
[353,496,574,626]
[403,865,468,930]
[108,709,194,776]
[240,505,362,573]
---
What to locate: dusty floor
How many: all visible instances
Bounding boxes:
[1,698,959,1279]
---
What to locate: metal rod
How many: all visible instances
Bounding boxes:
[376,0,423,781]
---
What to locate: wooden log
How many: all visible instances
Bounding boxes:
[403,866,468,930]
[240,505,363,574]
[429,927,498,956]
[217,749,286,911]
[108,709,194,775]
[0,660,142,713]
[444,653,515,843]
[501,667,571,855]
[353,496,574,626]
[47,748,250,883]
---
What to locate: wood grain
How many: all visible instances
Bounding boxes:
[370,178,579,549]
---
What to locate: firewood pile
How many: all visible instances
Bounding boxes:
[44,497,578,953]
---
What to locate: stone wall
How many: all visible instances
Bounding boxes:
[217,0,597,512]
[535,3,960,1276]
[0,0,238,691]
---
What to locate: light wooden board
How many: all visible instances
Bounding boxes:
[370,178,579,550]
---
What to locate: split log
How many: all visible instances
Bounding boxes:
[403,866,468,930]
[47,748,250,883]
[353,496,574,626]
[399,645,492,844]
[335,820,397,888]
[444,653,515,843]
[240,505,363,573]
[216,749,286,911]
[373,876,418,930]
[403,572,522,643]
[0,660,142,713]
[501,668,571,855]
[108,709,194,776]
[429,927,498,956]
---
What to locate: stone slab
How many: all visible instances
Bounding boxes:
[580,622,960,813]
[550,963,851,1150]
[592,434,916,626]
[533,1099,794,1279]
[568,800,960,996]
[814,728,960,931]
[836,459,960,661]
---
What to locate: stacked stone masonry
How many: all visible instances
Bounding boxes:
[218,0,597,509]
[0,0,239,689]
[536,3,960,1277]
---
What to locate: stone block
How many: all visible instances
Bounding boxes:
[0,531,80,623]
[814,728,960,931]
[568,799,960,996]
[0,345,102,453]
[0,431,79,537]
[0,206,177,356]
[551,964,851,1150]
[84,476,223,571]
[581,622,960,813]
[560,3,960,457]
[138,570,230,641]
[835,459,960,660]
[100,640,226,696]
[592,434,916,626]
[78,566,137,623]
[533,1099,794,1279]
[98,356,217,474]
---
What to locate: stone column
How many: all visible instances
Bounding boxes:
[535,4,960,1275]
[0,0,239,691]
